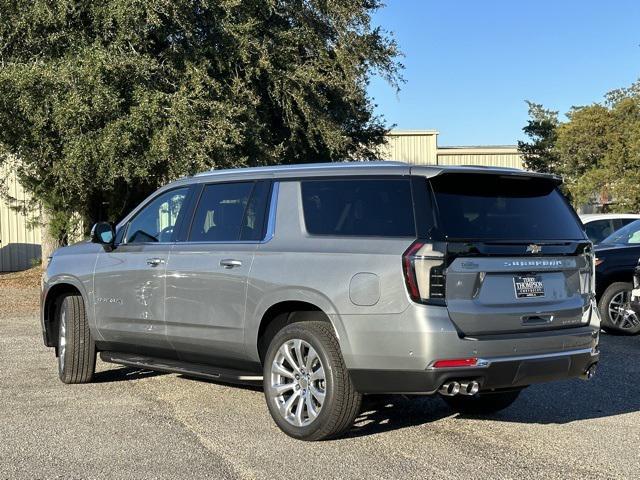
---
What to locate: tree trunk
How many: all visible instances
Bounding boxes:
[40,208,63,269]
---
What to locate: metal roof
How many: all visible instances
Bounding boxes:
[193,161,407,178]
[191,161,554,179]
[159,161,561,191]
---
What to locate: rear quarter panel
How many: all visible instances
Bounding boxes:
[244,180,414,362]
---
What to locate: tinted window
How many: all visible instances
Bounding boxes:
[430,174,584,241]
[601,219,640,245]
[301,179,415,237]
[618,218,637,228]
[126,188,188,243]
[189,182,270,242]
[240,181,271,241]
[584,220,614,244]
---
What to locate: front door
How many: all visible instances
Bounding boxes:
[93,186,190,357]
[165,180,271,366]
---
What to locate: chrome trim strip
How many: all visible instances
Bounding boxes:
[262,181,279,244]
[194,161,407,177]
[426,347,596,370]
[121,181,280,247]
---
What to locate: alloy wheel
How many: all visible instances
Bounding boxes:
[269,339,326,427]
[608,290,640,330]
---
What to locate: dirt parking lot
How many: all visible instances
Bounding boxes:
[1,271,640,479]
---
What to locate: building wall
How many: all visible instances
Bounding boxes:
[436,146,523,169]
[381,131,524,169]
[380,130,439,165]
[0,165,42,272]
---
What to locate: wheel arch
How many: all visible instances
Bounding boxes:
[596,269,633,299]
[42,279,87,348]
[254,300,338,365]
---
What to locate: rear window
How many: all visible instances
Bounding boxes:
[430,173,584,241]
[301,178,415,237]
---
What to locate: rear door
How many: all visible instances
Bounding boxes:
[428,172,592,336]
[165,180,272,365]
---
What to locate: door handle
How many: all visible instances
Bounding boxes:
[146,258,165,267]
[220,259,242,269]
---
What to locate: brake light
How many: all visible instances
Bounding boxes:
[432,358,478,368]
[402,240,446,304]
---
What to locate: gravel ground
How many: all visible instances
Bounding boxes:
[1,283,640,479]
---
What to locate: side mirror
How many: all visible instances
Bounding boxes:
[91,222,115,246]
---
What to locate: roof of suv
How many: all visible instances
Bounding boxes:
[580,213,640,222]
[185,161,559,183]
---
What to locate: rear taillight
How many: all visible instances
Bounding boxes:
[402,240,446,304]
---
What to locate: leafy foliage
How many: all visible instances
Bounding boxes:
[520,81,640,213]
[555,96,640,212]
[517,101,560,174]
[0,0,401,240]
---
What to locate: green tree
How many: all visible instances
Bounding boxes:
[517,101,560,174]
[555,92,640,212]
[0,0,402,249]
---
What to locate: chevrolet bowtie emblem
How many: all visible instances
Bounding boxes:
[526,244,542,254]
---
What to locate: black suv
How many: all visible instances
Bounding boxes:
[595,219,640,334]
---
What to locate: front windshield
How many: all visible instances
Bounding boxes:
[600,219,640,245]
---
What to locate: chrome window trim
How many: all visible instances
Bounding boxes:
[178,180,279,246]
[262,181,279,243]
[113,180,280,247]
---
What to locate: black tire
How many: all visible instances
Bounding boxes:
[598,282,640,335]
[263,321,362,441]
[57,294,96,383]
[441,389,521,414]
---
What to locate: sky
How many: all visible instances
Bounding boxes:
[368,0,640,146]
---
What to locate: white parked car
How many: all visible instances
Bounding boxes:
[580,214,640,245]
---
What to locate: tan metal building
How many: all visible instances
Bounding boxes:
[381,130,523,169]
[0,165,42,271]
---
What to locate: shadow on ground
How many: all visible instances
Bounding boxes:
[176,374,263,392]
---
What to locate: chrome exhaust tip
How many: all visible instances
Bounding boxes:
[581,363,597,381]
[438,381,460,396]
[459,380,480,396]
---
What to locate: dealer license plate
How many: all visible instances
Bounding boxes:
[513,275,545,298]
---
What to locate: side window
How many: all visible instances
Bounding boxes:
[300,178,415,237]
[188,182,257,242]
[126,188,189,244]
[240,181,272,241]
[584,220,614,244]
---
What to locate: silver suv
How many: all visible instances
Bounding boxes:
[41,162,600,440]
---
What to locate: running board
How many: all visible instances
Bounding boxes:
[99,352,263,386]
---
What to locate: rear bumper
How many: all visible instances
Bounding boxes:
[335,300,600,394]
[349,347,600,394]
